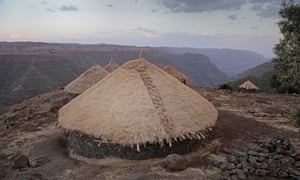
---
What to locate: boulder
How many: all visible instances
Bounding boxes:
[13,155,30,169]
[164,154,188,171]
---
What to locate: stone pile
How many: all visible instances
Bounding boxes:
[211,136,300,179]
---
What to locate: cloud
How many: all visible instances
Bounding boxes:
[9,33,37,40]
[41,1,47,5]
[152,0,300,18]
[249,2,280,18]
[151,9,159,13]
[248,0,300,18]
[46,8,55,12]
[59,5,79,11]
[135,27,158,38]
[136,27,157,34]
[106,4,114,7]
[152,0,245,13]
[228,14,237,20]
[10,33,22,39]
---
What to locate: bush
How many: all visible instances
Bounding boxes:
[291,106,300,127]
[218,83,233,91]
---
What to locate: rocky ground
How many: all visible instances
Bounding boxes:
[0,88,300,179]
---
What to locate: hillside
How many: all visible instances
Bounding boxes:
[170,53,229,87]
[0,42,229,87]
[166,47,267,76]
[0,54,80,110]
[235,61,274,79]
[228,62,275,93]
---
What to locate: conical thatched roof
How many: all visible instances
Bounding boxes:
[65,64,109,94]
[104,60,120,73]
[59,58,217,149]
[239,80,259,90]
[163,64,192,86]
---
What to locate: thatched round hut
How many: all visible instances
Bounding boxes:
[239,80,259,92]
[65,64,109,95]
[163,64,193,86]
[58,58,218,160]
[104,60,120,73]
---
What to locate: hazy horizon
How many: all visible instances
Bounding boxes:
[1,0,300,58]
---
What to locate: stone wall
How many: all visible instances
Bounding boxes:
[67,131,203,160]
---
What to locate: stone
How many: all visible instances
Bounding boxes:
[207,158,222,168]
[264,144,275,152]
[222,147,233,154]
[247,150,260,157]
[220,163,228,171]
[228,155,239,165]
[257,156,266,163]
[164,154,188,171]
[258,153,269,158]
[230,175,238,180]
[252,146,269,153]
[280,156,295,165]
[249,167,256,175]
[248,156,258,167]
[229,169,237,176]
[292,153,300,161]
[236,169,247,179]
[243,167,250,176]
[255,169,270,176]
[270,169,277,177]
[287,168,300,176]
[30,157,50,167]
[233,151,246,158]
[13,155,30,169]
[277,170,288,178]
[273,154,284,161]
[256,162,269,169]
[236,163,242,169]
[295,161,300,168]
[227,163,236,170]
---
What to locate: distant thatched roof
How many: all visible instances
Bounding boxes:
[163,64,192,86]
[239,80,259,90]
[104,60,120,73]
[65,64,109,94]
[59,58,217,149]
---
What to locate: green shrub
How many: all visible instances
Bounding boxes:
[218,83,233,91]
[291,106,300,127]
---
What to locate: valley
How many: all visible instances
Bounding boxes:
[0,42,268,111]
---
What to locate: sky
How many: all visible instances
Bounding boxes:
[0,0,299,58]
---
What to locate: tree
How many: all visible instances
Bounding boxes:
[273,0,300,93]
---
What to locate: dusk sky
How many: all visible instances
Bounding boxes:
[1,0,300,58]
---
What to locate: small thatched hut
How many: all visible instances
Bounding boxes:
[104,60,120,73]
[163,64,193,86]
[239,80,259,92]
[65,64,109,95]
[59,58,218,160]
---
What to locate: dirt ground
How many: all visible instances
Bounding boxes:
[0,88,300,179]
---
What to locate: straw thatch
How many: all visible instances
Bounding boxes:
[104,60,120,73]
[163,65,192,86]
[239,80,259,90]
[65,64,109,94]
[59,58,218,151]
